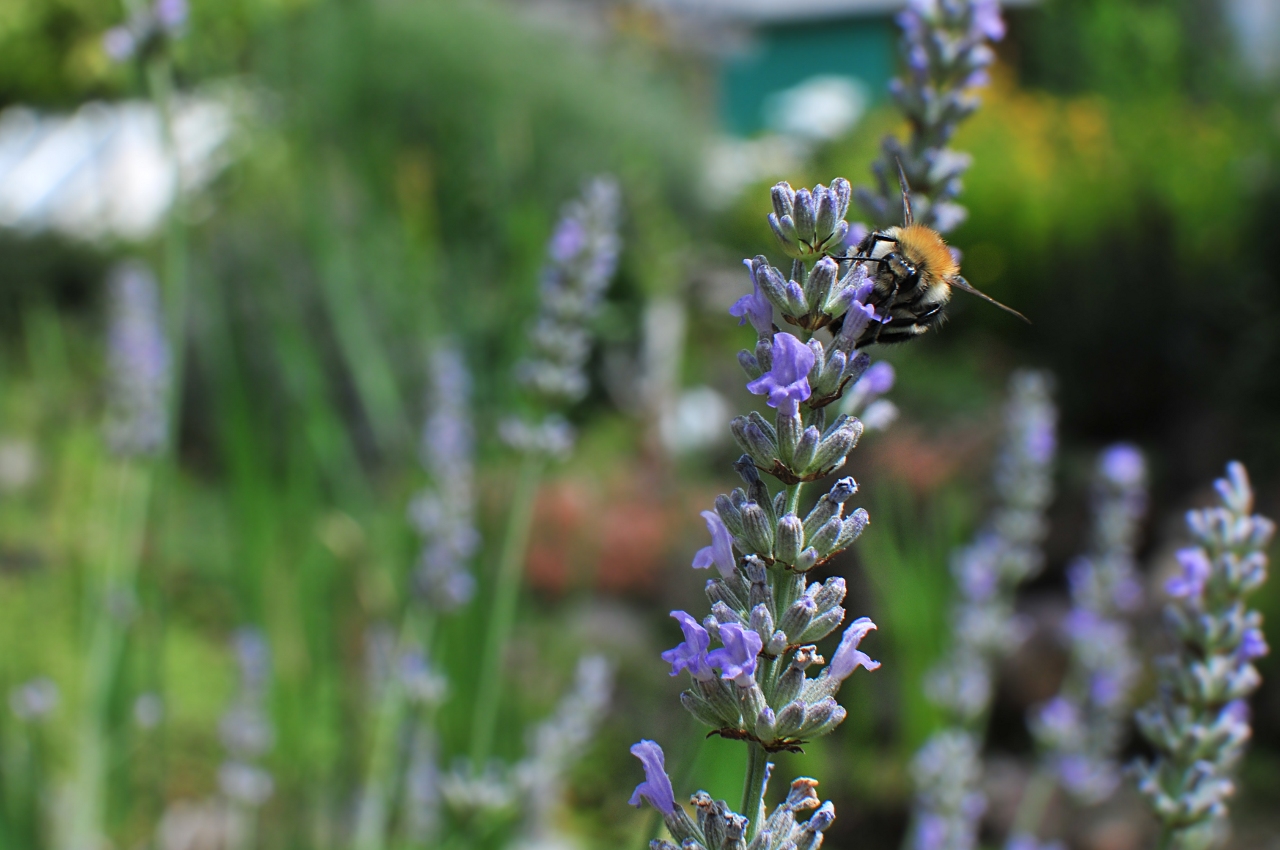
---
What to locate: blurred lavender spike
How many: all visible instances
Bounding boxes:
[9,677,59,721]
[410,342,480,610]
[857,0,1005,233]
[1133,461,1273,848]
[103,0,187,62]
[1030,444,1148,804]
[218,627,275,810]
[504,176,621,455]
[908,370,1057,850]
[437,656,613,837]
[513,655,613,843]
[105,260,172,457]
[401,724,442,843]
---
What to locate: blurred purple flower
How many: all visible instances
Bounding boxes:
[859,362,895,395]
[549,217,588,265]
[1099,443,1145,489]
[1238,627,1269,661]
[154,0,188,31]
[970,0,1006,41]
[103,27,137,61]
[1167,547,1212,600]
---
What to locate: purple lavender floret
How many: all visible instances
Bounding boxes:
[746,332,814,417]
[1134,462,1274,846]
[661,611,715,681]
[731,260,775,337]
[830,617,881,680]
[692,510,736,578]
[708,624,763,687]
[628,740,677,815]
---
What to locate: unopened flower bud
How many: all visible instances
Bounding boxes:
[740,504,775,557]
[792,426,821,473]
[774,700,807,739]
[809,517,844,556]
[749,603,775,639]
[779,595,817,642]
[775,513,804,565]
[800,607,845,643]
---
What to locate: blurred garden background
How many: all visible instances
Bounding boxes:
[2,0,1280,848]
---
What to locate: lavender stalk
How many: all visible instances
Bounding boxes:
[60,262,172,850]
[628,173,897,848]
[1133,462,1272,850]
[1011,445,1148,844]
[856,0,1005,235]
[471,177,622,767]
[906,370,1057,850]
[354,342,474,850]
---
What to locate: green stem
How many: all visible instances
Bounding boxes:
[144,55,191,411]
[741,743,770,840]
[1008,766,1056,840]
[61,461,153,850]
[784,482,803,517]
[469,453,543,767]
[353,610,436,850]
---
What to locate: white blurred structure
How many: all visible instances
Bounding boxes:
[0,97,233,243]
[1224,0,1280,81]
[763,74,868,141]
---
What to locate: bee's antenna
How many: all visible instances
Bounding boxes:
[951,275,1031,324]
[895,159,913,226]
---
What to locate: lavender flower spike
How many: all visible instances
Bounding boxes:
[1030,443,1148,805]
[628,740,677,815]
[661,611,716,681]
[909,371,1057,850]
[1134,461,1273,848]
[102,0,187,62]
[409,343,480,610]
[105,260,171,457]
[858,0,1005,232]
[693,510,736,578]
[829,617,881,681]
[708,623,763,687]
[504,176,621,455]
[745,332,815,417]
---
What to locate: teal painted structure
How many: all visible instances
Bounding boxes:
[719,16,898,136]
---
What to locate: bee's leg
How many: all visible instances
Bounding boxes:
[871,280,899,345]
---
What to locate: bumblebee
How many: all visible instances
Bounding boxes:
[839,170,1027,348]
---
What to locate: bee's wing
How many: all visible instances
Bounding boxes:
[950,275,1031,323]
